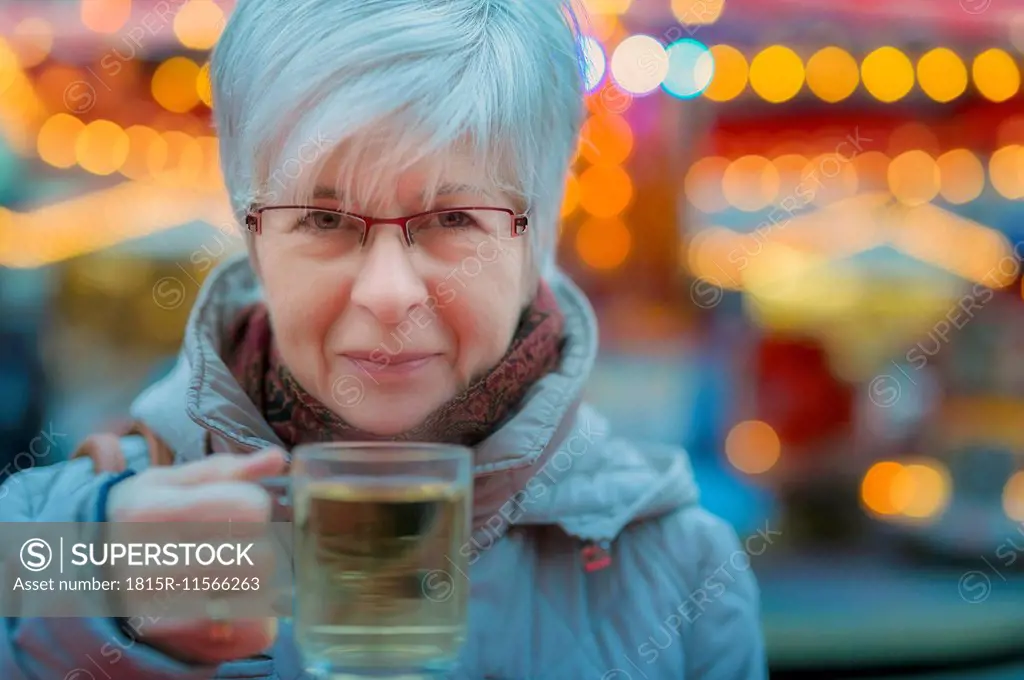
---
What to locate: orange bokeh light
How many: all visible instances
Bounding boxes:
[578,164,633,218]
[575,217,632,270]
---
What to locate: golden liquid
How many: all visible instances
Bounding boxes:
[295,477,469,674]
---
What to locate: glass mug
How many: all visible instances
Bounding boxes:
[262,442,473,679]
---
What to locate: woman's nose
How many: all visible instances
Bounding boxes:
[348,232,429,325]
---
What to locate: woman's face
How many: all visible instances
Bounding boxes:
[253,151,531,435]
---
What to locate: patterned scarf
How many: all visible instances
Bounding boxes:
[224,282,566,448]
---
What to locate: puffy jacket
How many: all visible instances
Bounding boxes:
[0,255,766,679]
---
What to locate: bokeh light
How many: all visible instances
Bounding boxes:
[582,0,632,14]
[936,149,985,204]
[197,62,213,108]
[806,47,859,103]
[917,48,967,103]
[120,125,169,180]
[174,0,227,51]
[76,120,130,176]
[157,131,205,186]
[578,164,633,217]
[989,145,1024,199]
[861,47,915,103]
[36,114,85,169]
[12,18,54,69]
[610,35,668,95]
[81,0,132,34]
[662,39,714,99]
[579,113,633,165]
[973,48,1021,103]
[670,0,725,25]
[888,150,940,206]
[749,46,804,103]
[703,45,747,102]
[862,461,906,516]
[723,155,780,211]
[684,156,730,213]
[1003,471,1024,522]
[890,459,952,520]
[581,36,607,92]
[575,217,632,270]
[725,420,781,475]
[151,57,202,114]
[852,151,891,192]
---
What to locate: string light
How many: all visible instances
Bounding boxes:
[806,47,859,103]
[662,39,714,99]
[862,47,915,103]
[610,35,668,95]
[749,46,804,103]
[703,44,747,102]
[973,48,1020,103]
[917,48,967,103]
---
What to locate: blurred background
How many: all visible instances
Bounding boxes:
[4,0,1024,677]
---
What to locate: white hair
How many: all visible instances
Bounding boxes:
[210,0,587,277]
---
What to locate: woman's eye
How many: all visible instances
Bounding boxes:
[309,210,341,230]
[436,211,474,229]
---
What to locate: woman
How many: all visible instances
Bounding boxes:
[0,0,765,677]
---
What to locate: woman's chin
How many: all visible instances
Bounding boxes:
[335,401,437,438]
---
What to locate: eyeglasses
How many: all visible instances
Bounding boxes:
[245,205,528,260]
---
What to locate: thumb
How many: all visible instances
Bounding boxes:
[164,448,288,486]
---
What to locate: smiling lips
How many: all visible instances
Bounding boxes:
[343,352,441,376]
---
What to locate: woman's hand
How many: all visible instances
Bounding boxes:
[105,448,288,665]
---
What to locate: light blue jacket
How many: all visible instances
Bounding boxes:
[0,256,765,679]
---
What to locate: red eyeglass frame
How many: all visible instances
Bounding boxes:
[244,205,529,245]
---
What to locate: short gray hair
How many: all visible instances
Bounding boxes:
[210,0,587,277]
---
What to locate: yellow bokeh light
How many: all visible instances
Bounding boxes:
[76,120,130,176]
[37,114,85,169]
[120,125,168,180]
[861,461,906,516]
[151,57,202,114]
[561,172,580,218]
[685,227,743,289]
[197,61,213,108]
[917,48,967,103]
[703,45,747,102]
[725,420,781,475]
[157,131,205,186]
[936,149,985,204]
[806,47,859,103]
[81,0,132,34]
[772,154,809,198]
[1003,471,1024,521]
[890,460,952,520]
[580,113,633,165]
[723,155,779,211]
[12,18,53,69]
[582,0,632,14]
[852,151,891,191]
[989,145,1024,199]
[684,156,730,213]
[670,0,725,25]
[802,153,859,206]
[973,49,1020,103]
[578,164,633,217]
[174,0,226,51]
[888,150,940,206]
[610,35,668,95]
[575,217,632,270]
[749,46,804,103]
[862,47,915,103]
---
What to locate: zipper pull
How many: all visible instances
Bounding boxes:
[581,540,612,572]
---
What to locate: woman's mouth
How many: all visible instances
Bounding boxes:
[342,353,441,377]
